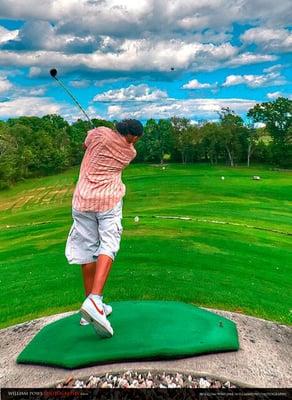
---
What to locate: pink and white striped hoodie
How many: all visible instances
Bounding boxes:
[72,126,137,212]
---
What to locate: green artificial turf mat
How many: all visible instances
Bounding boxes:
[17,301,239,369]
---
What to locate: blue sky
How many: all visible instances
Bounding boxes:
[0,0,291,123]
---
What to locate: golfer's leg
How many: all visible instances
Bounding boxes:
[91,255,113,295]
[81,262,96,296]
[90,200,123,295]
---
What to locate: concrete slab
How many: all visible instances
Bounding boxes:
[1,307,291,388]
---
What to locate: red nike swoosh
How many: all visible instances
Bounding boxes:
[90,298,104,316]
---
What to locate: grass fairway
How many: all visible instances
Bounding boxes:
[0,163,291,328]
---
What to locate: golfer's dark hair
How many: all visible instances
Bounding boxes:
[116,119,144,137]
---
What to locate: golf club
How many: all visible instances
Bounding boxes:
[49,68,95,128]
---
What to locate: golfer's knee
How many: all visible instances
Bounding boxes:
[97,249,117,261]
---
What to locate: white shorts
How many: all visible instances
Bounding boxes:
[65,200,123,264]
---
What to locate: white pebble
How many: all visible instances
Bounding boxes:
[119,379,128,388]
[221,176,225,180]
[73,380,84,388]
[199,378,211,388]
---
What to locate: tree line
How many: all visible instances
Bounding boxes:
[0,97,291,189]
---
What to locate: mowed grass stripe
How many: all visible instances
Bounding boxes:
[0,164,291,328]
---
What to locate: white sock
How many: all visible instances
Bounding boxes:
[89,293,103,303]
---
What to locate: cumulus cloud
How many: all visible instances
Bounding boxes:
[267,91,292,100]
[1,0,291,37]
[241,28,292,53]
[2,20,101,53]
[0,96,61,118]
[263,64,283,73]
[93,84,168,102]
[0,76,13,93]
[267,91,283,99]
[0,0,290,77]
[0,26,19,45]
[182,79,217,89]
[1,39,276,77]
[107,97,256,120]
[223,71,286,88]
[227,52,277,66]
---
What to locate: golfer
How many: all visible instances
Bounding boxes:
[65,119,143,337]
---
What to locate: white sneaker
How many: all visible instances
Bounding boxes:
[80,297,114,337]
[103,302,112,317]
[80,302,112,326]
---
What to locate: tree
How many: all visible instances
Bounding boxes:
[200,122,223,165]
[157,119,174,164]
[247,97,292,145]
[218,108,245,167]
[171,117,194,163]
[136,119,173,163]
[247,97,292,167]
[0,125,18,187]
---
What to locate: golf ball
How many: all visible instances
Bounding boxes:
[162,166,166,170]
[134,216,139,223]
[221,176,225,180]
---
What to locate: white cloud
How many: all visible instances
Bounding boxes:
[267,91,292,100]
[0,39,272,74]
[182,79,216,89]
[241,28,292,53]
[69,80,91,88]
[0,96,61,118]
[263,64,283,73]
[2,20,101,53]
[227,52,277,66]
[223,71,286,88]
[94,77,130,87]
[94,84,168,102]
[0,76,13,93]
[267,91,282,100]
[0,26,19,44]
[26,87,47,96]
[0,95,95,121]
[0,0,290,92]
[1,0,291,37]
[107,97,256,120]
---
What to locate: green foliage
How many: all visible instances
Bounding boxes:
[248,97,292,167]
[248,97,292,145]
[136,119,174,163]
[0,97,291,188]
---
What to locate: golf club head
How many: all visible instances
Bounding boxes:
[50,68,58,78]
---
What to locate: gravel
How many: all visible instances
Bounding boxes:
[56,370,239,389]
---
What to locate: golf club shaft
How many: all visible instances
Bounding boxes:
[53,77,95,128]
